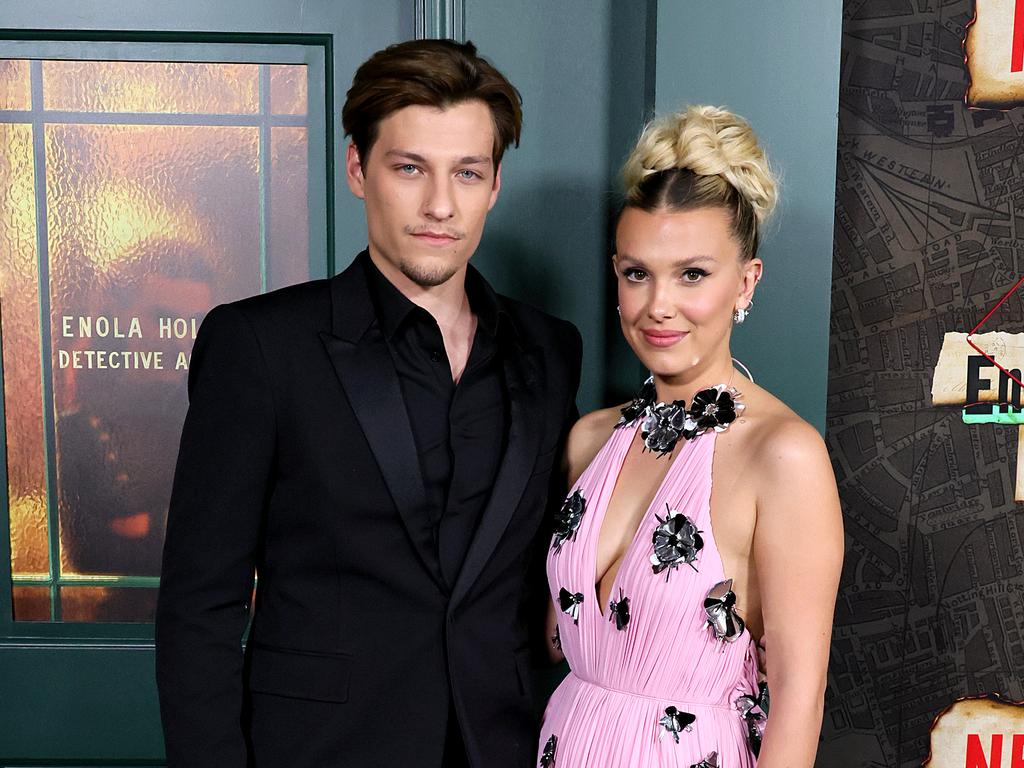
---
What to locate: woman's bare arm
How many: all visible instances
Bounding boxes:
[751,419,844,768]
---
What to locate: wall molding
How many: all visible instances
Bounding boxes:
[414,0,465,42]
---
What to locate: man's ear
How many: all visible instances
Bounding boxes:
[487,163,502,211]
[345,143,366,199]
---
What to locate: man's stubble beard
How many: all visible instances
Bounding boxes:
[398,256,462,288]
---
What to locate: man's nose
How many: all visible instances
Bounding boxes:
[423,176,455,220]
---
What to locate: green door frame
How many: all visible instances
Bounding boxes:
[0,31,330,764]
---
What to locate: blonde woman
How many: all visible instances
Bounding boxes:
[538,106,843,767]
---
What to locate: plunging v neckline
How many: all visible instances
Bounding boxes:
[591,420,705,619]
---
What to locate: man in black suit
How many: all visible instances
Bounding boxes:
[155,39,582,768]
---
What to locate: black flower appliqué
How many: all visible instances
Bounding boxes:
[735,681,770,757]
[640,400,688,457]
[616,376,656,427]
[650,505,704,579]
[658,706,696,743]
[558,587,584,625]
[682,385,743,440]
[617,379,744,456]
[691,752,719,768]
[540,734,557,767]
[552,489,586,552]
[608,589,630,631]
[704,579,746,646]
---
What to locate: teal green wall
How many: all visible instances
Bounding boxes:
[655,1,842,431]
[470,0,841,425]
[464,0,654,412]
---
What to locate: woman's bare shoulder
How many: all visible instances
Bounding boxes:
[565,406,622,487]
[736,380,832,489]
[737,385,839,524]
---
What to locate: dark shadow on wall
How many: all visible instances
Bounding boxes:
[603,0,659,407]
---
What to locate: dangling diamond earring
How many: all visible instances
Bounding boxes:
[733,300,753,324]
[616,305,621,315]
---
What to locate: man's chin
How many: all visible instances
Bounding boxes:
[399,257,462,288]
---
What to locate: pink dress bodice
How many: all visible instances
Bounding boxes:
[538,418,765,768]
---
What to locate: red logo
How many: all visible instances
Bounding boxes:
[967,275,1024,392]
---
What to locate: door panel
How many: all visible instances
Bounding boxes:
[0,2,411,761]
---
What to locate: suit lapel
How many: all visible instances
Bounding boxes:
[319,257,446,592]
[451,344,546,606]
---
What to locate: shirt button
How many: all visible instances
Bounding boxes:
[430,350,443,363]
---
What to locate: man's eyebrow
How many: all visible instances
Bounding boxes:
[383,150,492,166]
[384,150,428,163]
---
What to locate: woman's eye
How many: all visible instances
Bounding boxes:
[682,269,708,283]
[623,267,648,282]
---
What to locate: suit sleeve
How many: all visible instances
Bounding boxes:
[525,320,583,664]
[155,303,276,767]
[562,322,583,432]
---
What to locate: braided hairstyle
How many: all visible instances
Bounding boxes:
[619,105,778,260]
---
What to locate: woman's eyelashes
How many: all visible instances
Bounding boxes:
[620,266,709,284]
[682,268,709,283]
[622,266,649,282]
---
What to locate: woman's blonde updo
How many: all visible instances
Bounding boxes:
[620,105,778,260]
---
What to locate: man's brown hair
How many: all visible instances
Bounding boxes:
[342,39,523,169]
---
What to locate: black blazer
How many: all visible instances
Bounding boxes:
[155,253,582,768]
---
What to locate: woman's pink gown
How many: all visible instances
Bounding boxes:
[538,419,766,767]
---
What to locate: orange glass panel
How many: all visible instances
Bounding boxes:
[42,61,259,114]
[0,123,50,577]
[61,586,157,622]
[13,586,50,621]
[45,123,261,578]
[269,127,310,290]
[0,60,31,111]
[269,64,308,116]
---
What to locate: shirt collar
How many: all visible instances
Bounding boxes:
[360,251,506,342]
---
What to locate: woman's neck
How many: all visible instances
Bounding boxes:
[652,355,737,405]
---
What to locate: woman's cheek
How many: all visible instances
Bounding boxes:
[617,285,647,322]
[683,288,727,324]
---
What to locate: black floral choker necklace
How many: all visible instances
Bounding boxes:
[615,376,744,457]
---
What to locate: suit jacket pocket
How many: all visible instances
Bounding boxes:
[530,445,558,476]
[513,647,534,698]
[247,644,352,703]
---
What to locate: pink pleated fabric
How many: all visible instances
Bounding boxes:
[539,420,763,767]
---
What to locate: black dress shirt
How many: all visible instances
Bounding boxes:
[364,256,510,767]
[363,255,509,590]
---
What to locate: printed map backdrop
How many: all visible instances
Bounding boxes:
[821,0,1024,765]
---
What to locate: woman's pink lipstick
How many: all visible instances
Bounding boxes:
[641,329,688,347]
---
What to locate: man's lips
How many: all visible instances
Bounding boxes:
[641,329,688,347]
[411,231,460,245]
